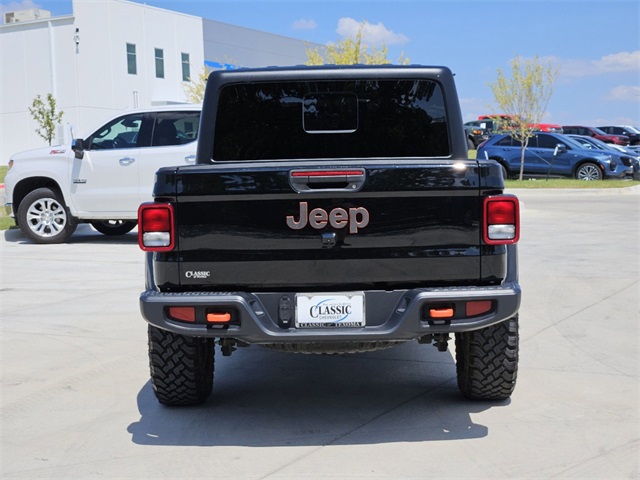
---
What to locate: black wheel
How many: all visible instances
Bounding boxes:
[17,187,77,244]
[90,220,137,236]
[455,316,519,400]
[575,162,603,181]
[148,325,215,406]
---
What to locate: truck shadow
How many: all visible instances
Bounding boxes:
[128,342,505,446]
[3,224,138,245]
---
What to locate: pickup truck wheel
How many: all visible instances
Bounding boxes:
[148,325,215,406]
[455,316,519,400]
[575,162,603,181]
[90,220,137,236]
[17,188,77,244]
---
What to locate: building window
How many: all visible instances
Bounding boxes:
[126,43,137,75]
[155,48,164,79]
[181,53,190,81]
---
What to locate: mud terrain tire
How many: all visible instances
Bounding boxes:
[148,325,215,406]
[455,316,519,400]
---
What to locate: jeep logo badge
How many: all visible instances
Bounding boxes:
[286,202,369,234]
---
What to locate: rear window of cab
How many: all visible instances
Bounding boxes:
[212,79,450,161]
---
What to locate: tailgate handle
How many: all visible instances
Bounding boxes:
[289,169,365,192]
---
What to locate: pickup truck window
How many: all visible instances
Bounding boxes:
[88,113,144,150]
[213,79,450,161]
[151,111,201,146]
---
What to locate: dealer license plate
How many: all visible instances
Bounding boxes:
[295,292,365,328]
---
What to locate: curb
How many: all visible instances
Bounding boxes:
[507,185,640,195]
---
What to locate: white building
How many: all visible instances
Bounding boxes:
[0,0,317,162]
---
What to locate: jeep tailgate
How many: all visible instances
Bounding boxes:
[154,160,505,291]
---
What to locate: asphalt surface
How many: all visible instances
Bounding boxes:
[1,187,638,479]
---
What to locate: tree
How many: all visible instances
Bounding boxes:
[28,93,64,145]
[489,55,559,180]
[183,58,240,103]
[183,68,209,104]
[306,22,409,65]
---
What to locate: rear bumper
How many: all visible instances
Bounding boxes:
[140,282,521,343]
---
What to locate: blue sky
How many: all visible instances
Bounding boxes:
[3,0,639,126]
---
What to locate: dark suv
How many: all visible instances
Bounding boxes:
[598,126,640,145]
[561,126,629,146]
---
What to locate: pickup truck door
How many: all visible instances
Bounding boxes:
[70,113,149,216]
[138,111,200,204]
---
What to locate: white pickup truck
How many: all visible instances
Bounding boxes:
[4,104,201,243]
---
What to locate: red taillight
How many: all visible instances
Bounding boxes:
[483,195,520,245]
[142,209,171,231]
[138,203,175,252]
[487,200,516,225]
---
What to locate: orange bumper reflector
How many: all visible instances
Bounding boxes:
[207,312,232,323]
[429,308,454,319]
[169,307,195,322]
[466,300,493,317]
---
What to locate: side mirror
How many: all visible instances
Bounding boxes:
[72,138,85,159]
[554,143,567,156]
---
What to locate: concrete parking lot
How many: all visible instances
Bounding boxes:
[1,188,638,479]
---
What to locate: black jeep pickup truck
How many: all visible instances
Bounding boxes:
[138,65,521,406]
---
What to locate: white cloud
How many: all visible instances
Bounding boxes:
[546,50,640,78]
[605,85,640,101]
[1,0,42,23]
[594,51,639,73]
[292,18,317,31]
[336,17,409,46]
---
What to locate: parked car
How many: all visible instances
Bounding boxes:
[597,125,640,145]
[464,121,490,149]
[4,104,201,243]
[476,132,632,180]
[478,114,563,133]
[626,144,640,154]
[567,134,640,180]
[468,118,499,132]
[561,125,629,146]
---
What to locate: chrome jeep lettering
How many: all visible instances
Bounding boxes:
[347,207,369,234]
[286,202,370,234]
[286,202,308,229]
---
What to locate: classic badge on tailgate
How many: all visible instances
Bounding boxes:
[295,293,365,328]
